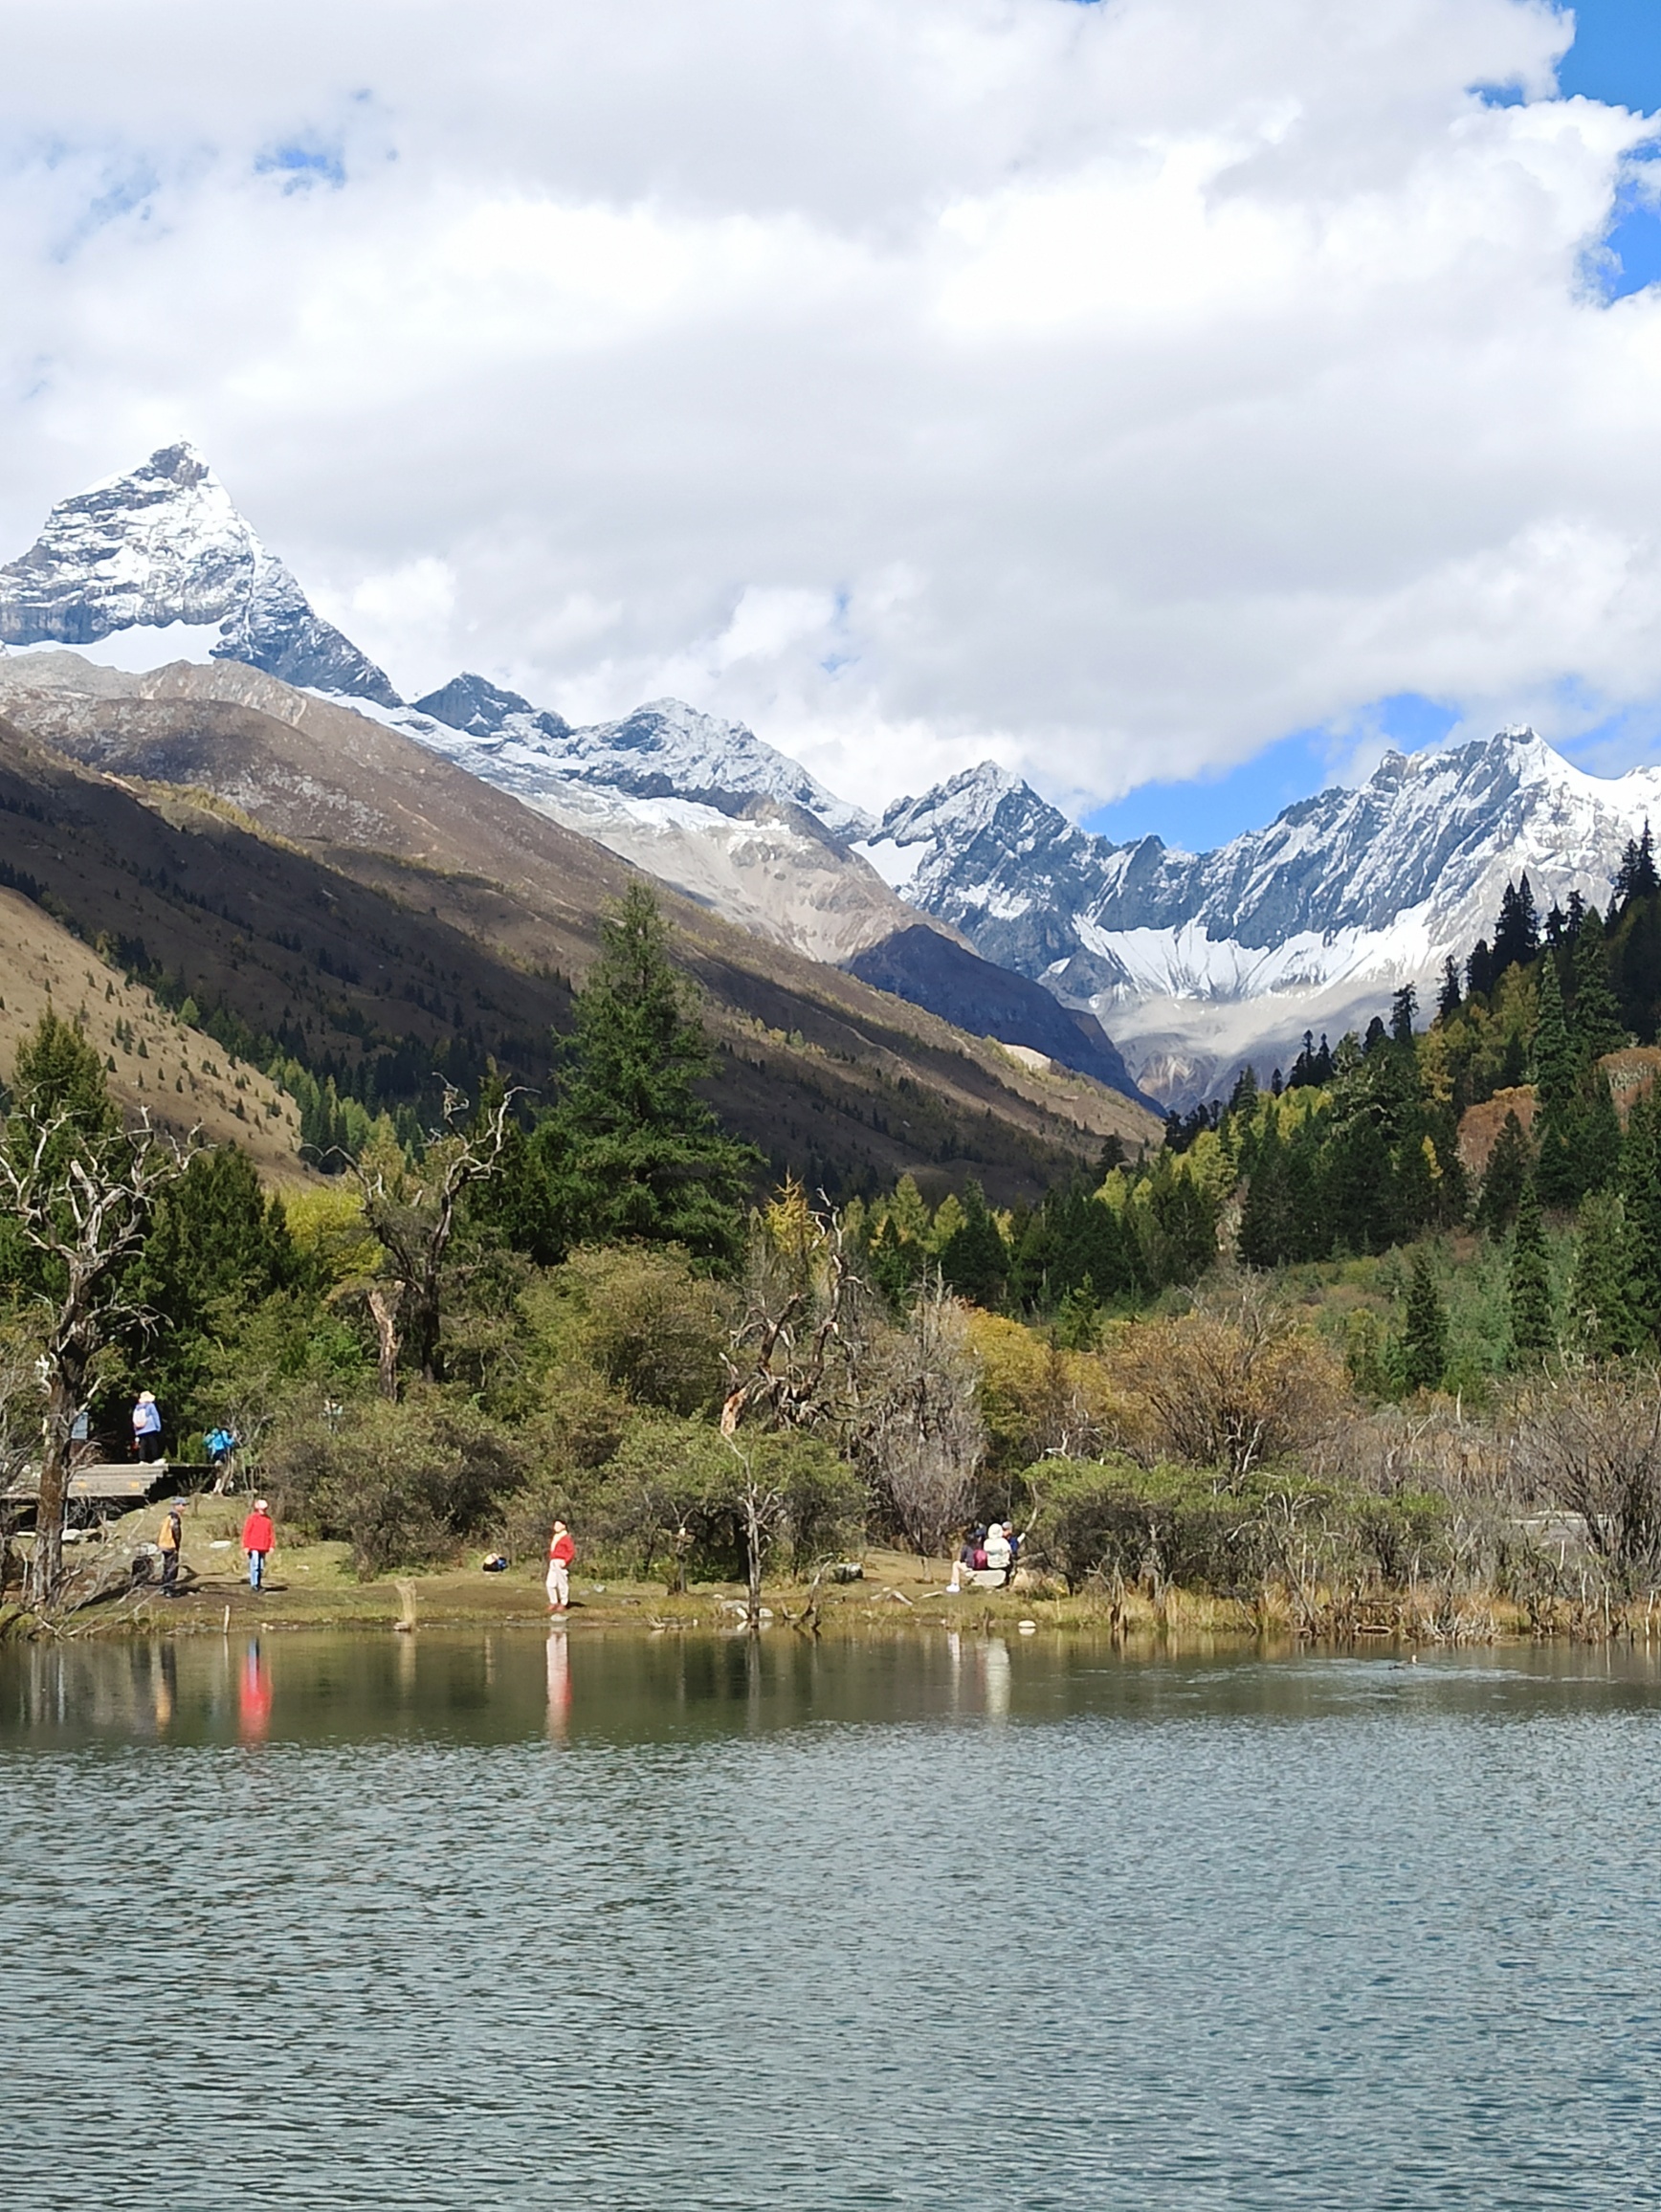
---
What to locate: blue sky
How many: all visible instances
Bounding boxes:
[1082,1,1661,854]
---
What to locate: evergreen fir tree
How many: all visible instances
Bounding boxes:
[1568,1187,1633,1360]
[1533,955,1581,1211]
[936,1181,1009,1309]
[1500,885,1531,968]
[1390,984,1417,1048]
[1578,1072,1623,1199]
[1616,821,1660,904]
[1435,958,1462,1023]
[1620,1092,1661,1343]
[1237,1116,1291,1269]
[1618,898,1661,1044]
[1492,875,1540,979]
[1467,939,1495,999]
[1401,1249,1449,1392]
[546,885,762,1269]
[1052,1273,1101,1351]
[1507,1177,1556,1365]
[1476,1110,1532,1237]
[1570,907,1627,1059]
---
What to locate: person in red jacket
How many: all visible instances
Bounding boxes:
[545,1519,576,1613]
[241,1500,276,1591]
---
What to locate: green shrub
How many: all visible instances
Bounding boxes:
[270,1390,527,1578]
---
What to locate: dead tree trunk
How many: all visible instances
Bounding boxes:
[0,1114,192,1611]
[353,1085,520,1401]
[366,1284,405,1405]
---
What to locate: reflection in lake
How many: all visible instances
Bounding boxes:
[5,1629,1661,2210]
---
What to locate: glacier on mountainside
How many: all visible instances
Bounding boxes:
[407,680,873,839]
[868,737,1661,1102]
[0,444,399,706]
[386,680,904,964]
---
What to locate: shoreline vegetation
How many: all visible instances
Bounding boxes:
[0,1508,1650,1650]
[16,876,1661,1645]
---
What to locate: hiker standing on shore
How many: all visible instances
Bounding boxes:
[242,1499,276,1591]
[158,1501,183,1595]
[132,1391,164,1464]
[546,1519,576,1613]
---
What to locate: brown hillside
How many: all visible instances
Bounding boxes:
[1456,1087,1537,1178]
[0,885,307,1175]
[1456,1049,1661,1178]
[0,659,1159,1198]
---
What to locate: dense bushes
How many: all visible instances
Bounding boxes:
[1026,1454,1452,1600]
[271,1393,528,1578]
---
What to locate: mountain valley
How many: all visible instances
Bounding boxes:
[6,443,1657,1119]
[0,653,1153,1196]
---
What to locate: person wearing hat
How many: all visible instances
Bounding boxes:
[132,1390,164,1465]
[241,1499,276,1591]
[545,1519,576,1613]
[157,1500,184,1595]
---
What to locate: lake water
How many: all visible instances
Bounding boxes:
[4,1629,1661,2211]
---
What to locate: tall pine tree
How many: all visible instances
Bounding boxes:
[543,885,762,1270]
[1568,1187,1633,1360]
[1532,954,1580,1210]
[1507,1176,1556,1365]
[1402,1249,1448,1392]
[1571,907,1626,1059]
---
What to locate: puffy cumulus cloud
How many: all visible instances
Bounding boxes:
[0,0,1657,810]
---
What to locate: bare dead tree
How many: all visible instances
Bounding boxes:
[1513,1364,1661,1593]
[349,1083,521,1399]
[860,1277,984,1556]
[1107,1279,1345,1481]
[720,1185,873,1623]
[0,1111,193,1607]
[720,1186,868,1441]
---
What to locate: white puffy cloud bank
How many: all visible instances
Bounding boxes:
[0,0,1657,810]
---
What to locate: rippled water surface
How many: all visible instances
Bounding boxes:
[6,1629,1661,2210]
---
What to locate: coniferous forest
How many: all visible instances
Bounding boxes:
[11,865,1661,1632]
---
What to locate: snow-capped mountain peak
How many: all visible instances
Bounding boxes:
[407,678,872,838]
[876,728,1661,1102]
[0,443,398,706]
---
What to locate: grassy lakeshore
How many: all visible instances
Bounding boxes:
[2,1493,1636,1645]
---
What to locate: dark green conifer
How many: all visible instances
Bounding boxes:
[1476,1109,1531,1236]
[1507,1176,1556,1365]
[1237,1115,1289,1269]
[1533,955,1580,1211]
[937,1180,1009,1309]
[1402,1249,1448,1392]
[1493,875,1540,979]
[1578,1072,1623,1198]
[546,885,762,1269]
[1568,1187,1633,1360]
[1620,1092,1661,1343]
[1571,907,1626,1059]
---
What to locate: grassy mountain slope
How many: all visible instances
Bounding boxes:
[0,660,1158,1196]
[0,882,307,1173]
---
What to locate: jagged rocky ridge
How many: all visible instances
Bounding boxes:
[26,445,1652,1111]
[0,445,399,706]
[863,741,1661,1101]
[0,447,1156,1108]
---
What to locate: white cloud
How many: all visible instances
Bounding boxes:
[0,0,1658,812]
